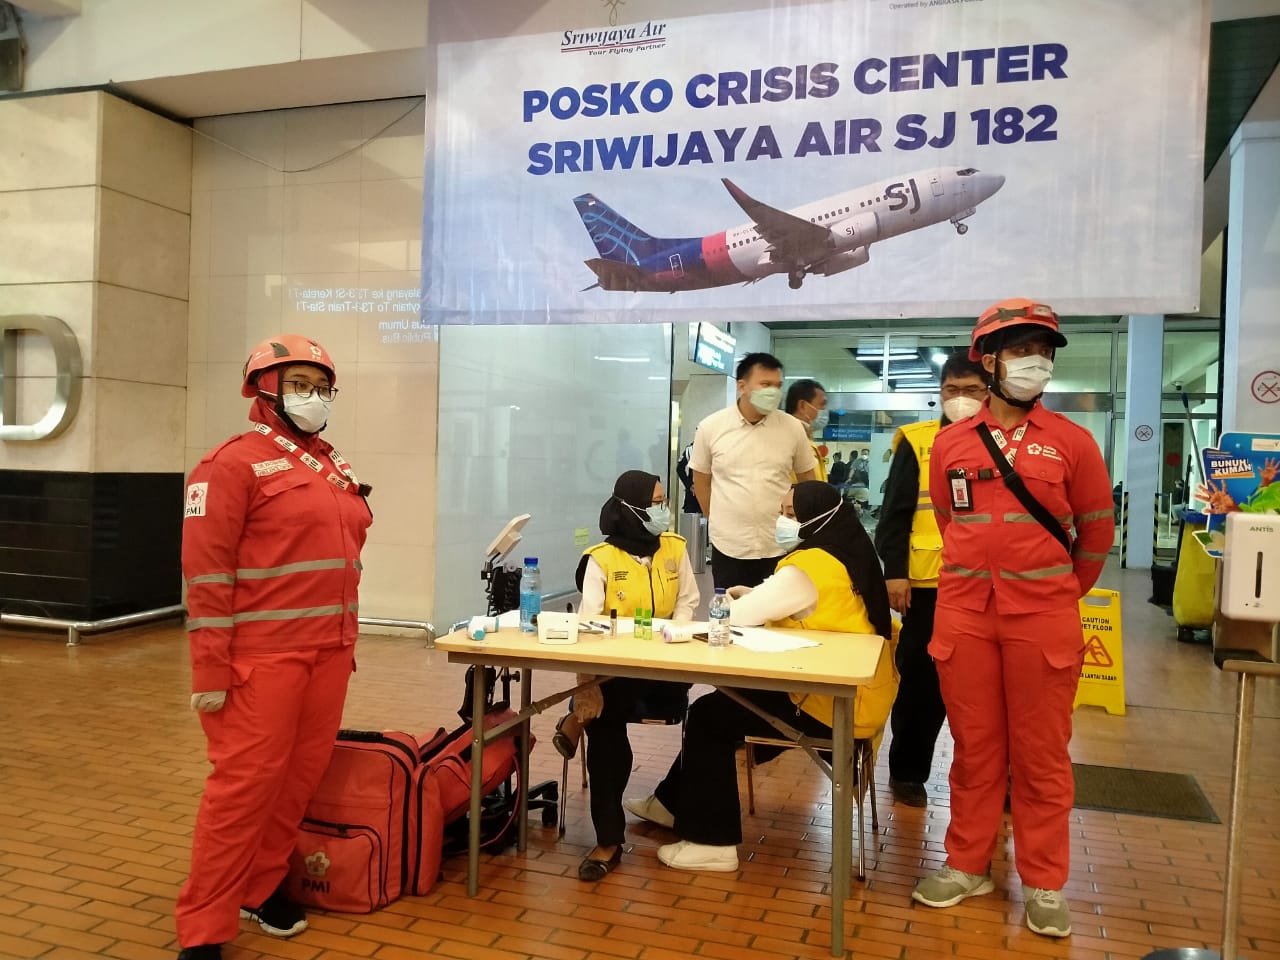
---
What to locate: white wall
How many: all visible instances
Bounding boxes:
[186,97,434,621]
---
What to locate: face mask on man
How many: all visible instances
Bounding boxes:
[749,386,782,415]
[625,500,671,536]
[809,408,830,434]
[942,396,983,423]
[283,392,332,433]
[1000,355,1054,401]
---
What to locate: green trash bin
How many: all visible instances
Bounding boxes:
[1171,509,1215,641]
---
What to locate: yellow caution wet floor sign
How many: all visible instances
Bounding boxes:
[1074,588,1125,716]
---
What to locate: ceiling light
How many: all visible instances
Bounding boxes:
[931,352,948,365]
[593,355,649,363]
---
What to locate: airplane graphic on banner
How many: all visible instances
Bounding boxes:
[575,165,1004,292]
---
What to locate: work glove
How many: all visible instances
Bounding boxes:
[190,691,227,712]
[572,681,604,722]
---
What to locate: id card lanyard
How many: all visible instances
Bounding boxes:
[947,423,1027,512]
[251,422,370,496]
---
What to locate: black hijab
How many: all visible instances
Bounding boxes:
[575,470,662,592]
[792,481,893,640]
[601,470,662,557]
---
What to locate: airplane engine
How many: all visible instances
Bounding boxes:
[831,211,880,248]
[812,246,870,277]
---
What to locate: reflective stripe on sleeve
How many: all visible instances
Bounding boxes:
[1076,509,1114,522]
[235,558,348,580]
[188,573,234,585]
[348,602,360,613]
[232,605,345,624]
[998,563,1075,581]
[186,616,235,630]
[952,514,992,524]
[914,504,935,513]
[1074,550,1111,562]
[942,564,993,579]
[353,559,363,570]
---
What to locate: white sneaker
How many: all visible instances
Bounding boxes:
[657,840,739,872]
[623,794,674,829]
[911,864,995,908]
[1023,886,1072,938]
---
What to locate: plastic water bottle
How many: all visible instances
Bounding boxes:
[708,588,731,647]
[519,557,541,633]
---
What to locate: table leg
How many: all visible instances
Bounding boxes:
[1222,672,1254,960]
[466,664,488,897]
[830,695,854,958]
[517,667,532,852]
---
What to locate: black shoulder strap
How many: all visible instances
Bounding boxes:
[976,423,1072,556]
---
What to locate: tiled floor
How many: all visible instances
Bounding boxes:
[1,564,1277,960]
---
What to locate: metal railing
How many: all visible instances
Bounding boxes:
[1,605,187,647]
[357,617,436,648]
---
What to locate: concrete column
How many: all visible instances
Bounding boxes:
[1222,120,1280,434]
[1123,314,1164,569]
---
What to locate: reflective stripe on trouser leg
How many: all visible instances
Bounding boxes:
[1002,606,1082,890]
[933,601,1009,876]
[244,644,355,907]
[176,649,338,947]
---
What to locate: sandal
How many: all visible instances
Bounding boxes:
[552,712,582,760]
[577,846,622,882]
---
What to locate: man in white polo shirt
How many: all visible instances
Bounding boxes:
[691,352,818,589]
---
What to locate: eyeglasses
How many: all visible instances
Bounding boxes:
[941,384,988,400]
[283,380,339,401]
[650,498,669,508]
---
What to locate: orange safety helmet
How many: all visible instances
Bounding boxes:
[968,298,1067,361]
[241,335,336,398]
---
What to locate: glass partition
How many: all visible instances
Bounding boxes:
[434,323,672,627]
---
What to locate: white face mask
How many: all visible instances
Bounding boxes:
[748,386,782,415]
[1000,355,1053,401]
[775,515,802,549]
[942,396,983,423]
[282,392,332,433]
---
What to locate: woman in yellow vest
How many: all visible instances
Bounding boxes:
[552,470,699,882]
[626,481,896,873]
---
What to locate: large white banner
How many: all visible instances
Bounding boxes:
[424,0,1207,324]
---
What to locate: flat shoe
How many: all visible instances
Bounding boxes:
[577,846,622,881]
[552,713,580,760]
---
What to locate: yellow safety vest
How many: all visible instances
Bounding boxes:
[792,440,828,483]
[769,548,899,741]
[892,419,943,587]
[583,533,686,619]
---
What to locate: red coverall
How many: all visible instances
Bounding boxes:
[928,402,1114,890]
[176,399,372,948]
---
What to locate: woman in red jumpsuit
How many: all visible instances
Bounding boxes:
[911,300,1115,939]
[175,336,372,960]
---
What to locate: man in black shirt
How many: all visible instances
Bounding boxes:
[874,353,989,807]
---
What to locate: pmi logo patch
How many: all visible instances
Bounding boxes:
[304,850,330,878]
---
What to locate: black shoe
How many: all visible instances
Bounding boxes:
[177,947,222,960]
[889,778,928,807]
[240,885,307,938]
[578,845,623,881]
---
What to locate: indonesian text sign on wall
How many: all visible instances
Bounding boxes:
[424,0,1206,325]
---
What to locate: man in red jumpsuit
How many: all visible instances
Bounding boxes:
[175,335,372,960]
[911,300,1114,939]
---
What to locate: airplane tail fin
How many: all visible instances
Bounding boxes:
[573,193,669,265]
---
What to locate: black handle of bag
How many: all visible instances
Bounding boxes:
[976,424,1073,557]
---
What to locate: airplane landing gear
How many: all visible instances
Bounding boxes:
[788,269,805,289]
[954,221,969,235]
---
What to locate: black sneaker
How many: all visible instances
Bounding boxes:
[177,947,222,960]
[239,886,308,938]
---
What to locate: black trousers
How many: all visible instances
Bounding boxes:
[652,688,832,846]
[887,587,947,784]
[710,545,780,591]
[584,677,689,847]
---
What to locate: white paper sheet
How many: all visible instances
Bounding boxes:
[731,627,821,653]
